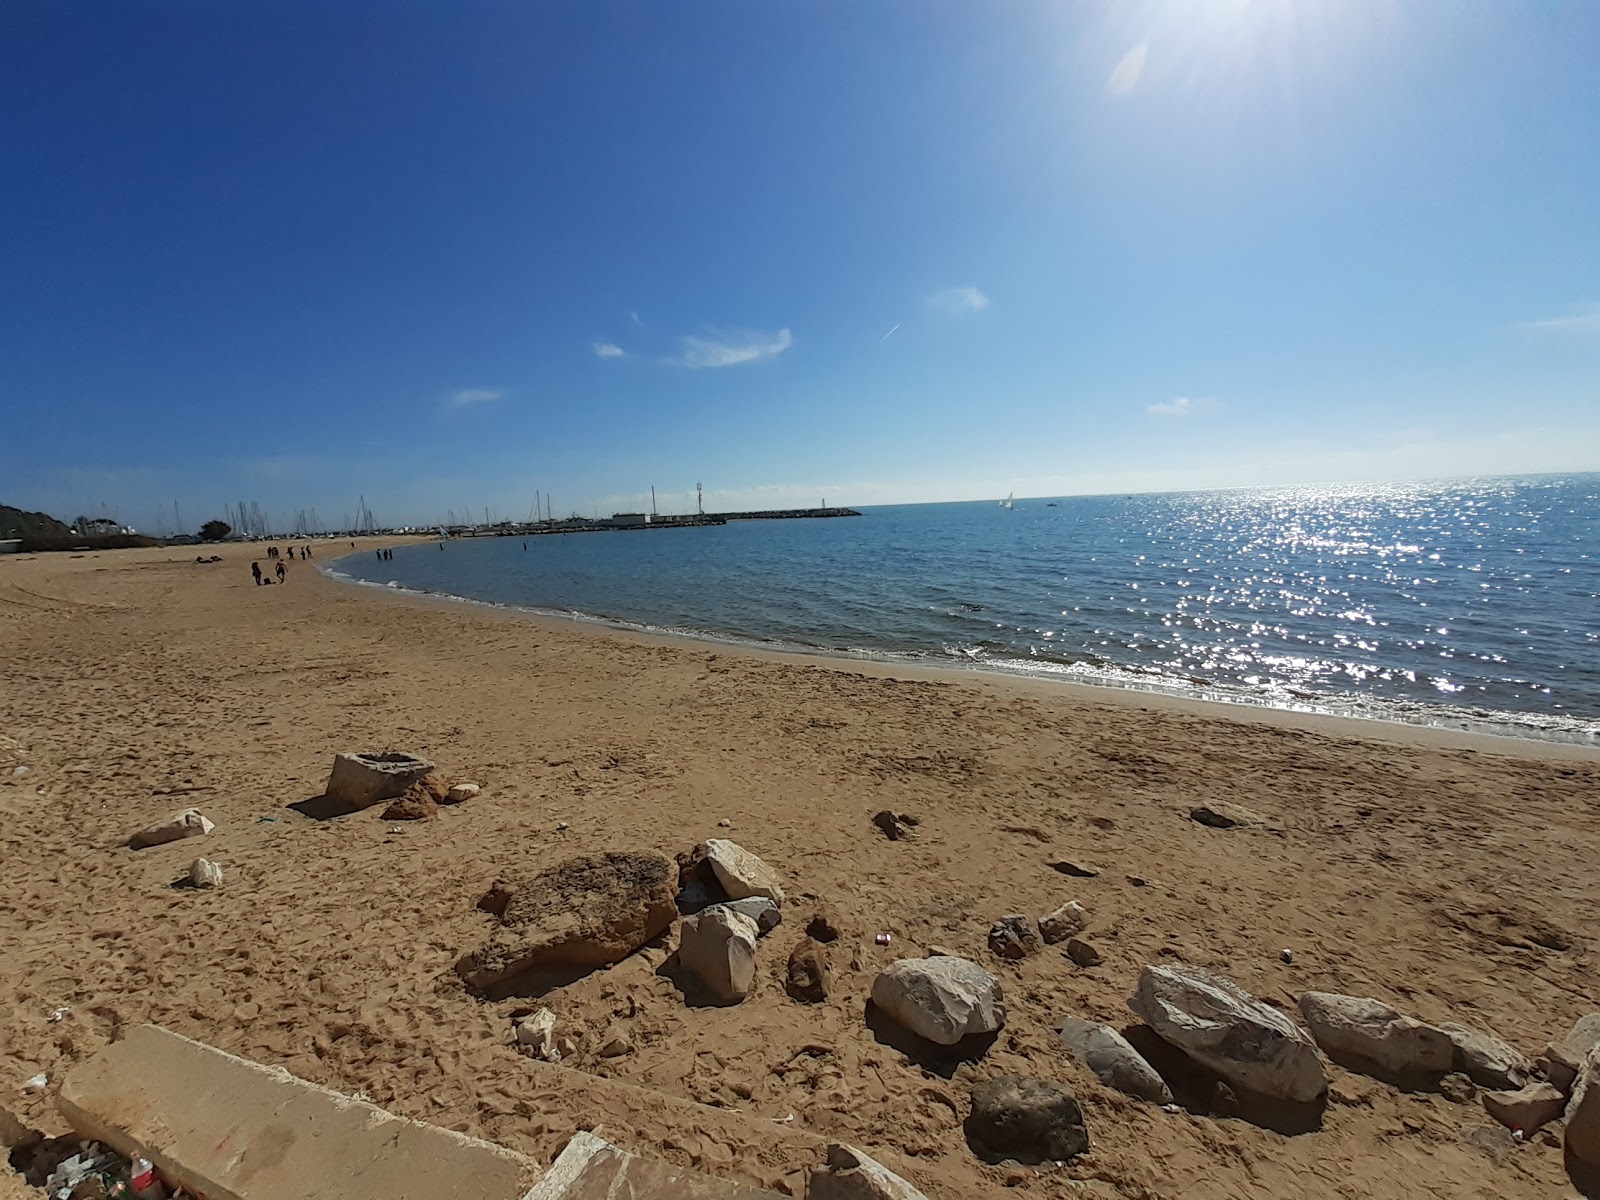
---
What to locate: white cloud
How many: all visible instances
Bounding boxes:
[925,286,990,316]
[672,327,793,369]
[629,311,643,327]
[1107,42,1148,95]
[1522,303,1600,333]
[1148,396,1205,417]
[592,341,626,359]
[445,388,504,407]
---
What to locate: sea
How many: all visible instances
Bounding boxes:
[328,474,1600,746]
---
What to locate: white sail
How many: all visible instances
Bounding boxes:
[1000,492,1014,509]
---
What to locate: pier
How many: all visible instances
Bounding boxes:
[441,506,860,539]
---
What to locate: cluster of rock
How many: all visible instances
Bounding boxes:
[323,750,482,821]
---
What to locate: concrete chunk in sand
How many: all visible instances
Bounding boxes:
[128,808,213,850]
[704,839,786,904]
[871,956,1003,1046]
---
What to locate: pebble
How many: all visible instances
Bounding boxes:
[1064,937,1103,967]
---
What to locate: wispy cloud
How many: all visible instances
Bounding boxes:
[671,327,793,369]
[925,286,989,316]
[1107,42,1148,95]
[629,311,643,327]
[592,341,626,359]
[445,388,504,408]
[879,323,901,344]
[1521,303,1600,333]
[1147,396,1210,417]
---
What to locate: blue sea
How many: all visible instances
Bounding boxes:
[329,475,1600,745]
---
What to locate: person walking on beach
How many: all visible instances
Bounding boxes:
[251,561,262,586]
[275,560,286,583]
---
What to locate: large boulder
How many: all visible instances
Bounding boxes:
[456,851,678,991]
[324,751,436,810]
[1568,1048,1600,1172]
[807,1143,929,1200]
[703,839,786,904]
[1541,1013,1600,1094]
[1437,1022,1531,1089]
[678,907,759,1005]
[871,956,1004,1046]
[1296,992,1453,1080]
[1129,965,1327,1103]
[1057,1018,1172,1103]
[129,808,214,850]
[964,1076,1089,1165]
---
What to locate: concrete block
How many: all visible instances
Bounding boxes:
[325,751,436,810]
[525,1131,782,1199]
[58,1025,540,1200]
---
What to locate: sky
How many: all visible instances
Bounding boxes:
[3,0,1598,532]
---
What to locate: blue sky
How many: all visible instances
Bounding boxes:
[3,0,1597,531]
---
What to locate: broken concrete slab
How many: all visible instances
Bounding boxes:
[58,1025,542,1200]
[525,1130,782,1199]
[324,751,437,810]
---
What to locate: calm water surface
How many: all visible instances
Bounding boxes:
[330,475,1600,744]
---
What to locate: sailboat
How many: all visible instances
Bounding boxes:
[999,492,1014,510]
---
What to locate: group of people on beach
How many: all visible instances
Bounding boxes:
[250,543,313,586]
[375,548,394,561]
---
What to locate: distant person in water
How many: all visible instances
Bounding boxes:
[275,561,286,582]
[250,561,262,586]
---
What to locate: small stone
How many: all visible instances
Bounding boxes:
[443,782,481,805]
[1049,860,1100,878]
[1438,1022,1532,1089]
[11,766,28,778]
[1439,1072,1477,1104]
[1481,1081,1566,1135]
[187,858,223,889]
[678,906,760,1004]
[514,1007,560,1061]
[871,955,1005,1046]
[1125,874,1149,888]
[805,912,841,943]
[708,896,782,935]
[128,808,214,850]
[809,1144,930,1200]
[475,879,516,917]
[872,810,919,841]
[716,818,732,827]
[988,915,1041,960]
[555,1035,579,1059]
[596,1030,632,1058]
[1039,901,1089,945]
[964,1076,1089,1165]
[381,785,437,820]
[1190,802,1266,829]
[703,839,785,904]
[1064,938,1103,968]
[1280,948,1294,964]
[1058,1017,1172,1103]
[785,937,830,1003]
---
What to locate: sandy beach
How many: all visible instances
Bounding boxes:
[2,541,1597,1199]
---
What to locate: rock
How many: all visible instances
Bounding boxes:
[987,916,1040,960]
[1542,1013,1600,1095]
[1296,992,1454,1080]
[871,810,919,841]
[716,818,732,828]
[1438,1022,1532,1089]
[1064,938,1102,968]
[674,841,725,911]
[703,839,785,904]
[1567,1048,1600,1171]
[381,783,437,820]
[455,851,679,991]
[806,912,841,944]
[964,1076,1089,1165]
[596,1030,632,1058]
[870,956,1004,1046]
[514,1008,560,1061]
[1057,1017,1173,1103]
[678,907,760,1004]
[187,858,223,889]
[709,897,782,935]
[1189,802,1266,829]
[324,751,436,810]
[1128,964,1327,1103]
[1039,901,1089,944]
[786,937,831,1003]
[129,808,214,850]
[476,879,516,918]
[1439,1072,1477,1104]
[807,1143,929,1200]
[1048,860,1100,878]
[443,782,481,805]
[1125,874,1150,887]
[1481,1081,1566,1135]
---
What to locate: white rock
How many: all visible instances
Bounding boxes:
[128,808,214,850]
[1438,1021,1532,1089]
[807,1143,930,1200]
[679,907,760,1004]
[187,858,223,889]
[445,782,481,804]
[1567,1047,1600,1170]
[704,838,785,904]
[12,766,29,778]
[1039,901,1089,945]
[870,956,1004,1047]
[1297,992,1453,1078]
[1129,964,1327,1103]
[1058,1017,1172,1103]
[514,1007,560,1061]
[707,896,782,935]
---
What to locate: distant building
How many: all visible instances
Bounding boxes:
[606,513,649,527]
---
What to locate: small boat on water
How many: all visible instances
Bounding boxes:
[999,492,1014,510]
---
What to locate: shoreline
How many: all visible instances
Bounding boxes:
[319,547,1600,764]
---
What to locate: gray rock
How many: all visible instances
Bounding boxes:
[1058,1017,1172,1103]
[1296,992,1453,1079]
[679,906,760,1004]
[709,896,782,935]
[1567,1047,1600,1171]
[129,808,214,850]
[1064,938,1103,968]
[187,857,223,889]
[1481,1081,1566,1135]
[1438,1022,1532,1089]
[964,1076,1089,1165]
[1542,1013,1600,1095]
[807,1143,930,1200]
[871,956,1004,1046]
[704,838,786,904]
[1439,1072,1477,1104]
[324,751,436,810]
[987,915,1040,960]
[1129,964,1327,1103]
[1039,901,1089,945]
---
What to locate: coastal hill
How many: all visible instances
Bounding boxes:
[0,503,71,541]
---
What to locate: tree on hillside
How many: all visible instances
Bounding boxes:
[199,520,232,542]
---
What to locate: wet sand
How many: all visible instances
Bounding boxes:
[1,541,1596,1198]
